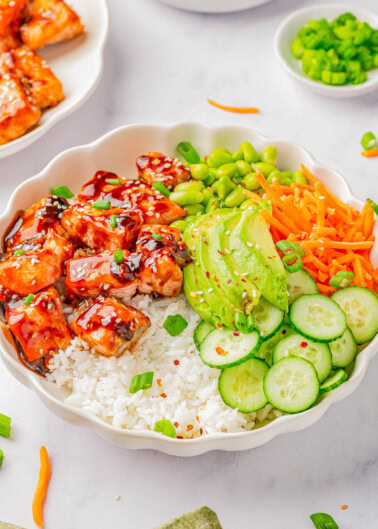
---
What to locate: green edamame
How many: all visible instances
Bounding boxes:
[232,149,244,161]
[206,197,220,213]
[190,164,209,181]
[170,220,188,232]
[261,146,278,165]
[169,190,204,206]
[184,203,205,216]
[235,160,252,177]
[207,148,234,168]
[244,172,261,191]
[224,187,246,207]
[240,199,259,211]
[280,170,292,179]
[201,188,214,206]
[292,169,308,184]
[254,162,277,177]
[282,178,293,186]
[174,181,204,193]
[217,176,236,200]
[267,170,284,184]
[216,163,237,179]
[241,142,259,164]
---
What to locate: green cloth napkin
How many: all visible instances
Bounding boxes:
[0,523,26,529]
[157,506,222,529]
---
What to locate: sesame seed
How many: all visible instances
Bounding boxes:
[247,242,253,247]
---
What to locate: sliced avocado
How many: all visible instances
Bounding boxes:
[206,210,261,314]
[229,209,288,311]
[183,264,213,323]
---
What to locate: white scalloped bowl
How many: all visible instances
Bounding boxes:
[0,123,376,456]
[0,0,109,159]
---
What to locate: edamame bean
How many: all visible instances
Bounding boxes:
[169,190,204,206]
[204,168,217,186]
[235,160,252,177]
[244,172,261,191]
[217,176,236,200]
[211,180,220,194]
[261,146,278,165]
[216,163,237,179]
[174,181,204,193]
[292,169,308,184]
[254,162,277,177]
[240,199,258,211]
[267,170,284,184]
[184,203,205,216]
[224,187,246,207]
[190,164,209,181]
[201,187,214,206]
[232,149,244,161]
[170,220,188,232]
[206,197,220,213]
[241,142,259,164]
[282,178,293,186]
[281,170,292,179]
[207,148,234,168]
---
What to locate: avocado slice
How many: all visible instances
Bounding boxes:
[229,209,288,311]
[206,210,261,314]
[183,264,214,323]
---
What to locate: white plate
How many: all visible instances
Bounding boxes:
[0,0,109,159]
[0,123,377,456]
[274,4,378,98]
[157,0,273,14]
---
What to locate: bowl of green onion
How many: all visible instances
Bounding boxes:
[274,4,378,98]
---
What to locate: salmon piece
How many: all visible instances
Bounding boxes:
[0,228,73,301]
[0,0,29,53]
[6,286,72,363]
[136,152,190,190]
[70,296,150,357]
[65,249,138,299]
[61,202,143,252]
[0,72,40,145]
[20,0,84,50]
[78,171,186,225]
[0,46,63,109]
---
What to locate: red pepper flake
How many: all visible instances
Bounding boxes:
[176,436,183,439]
[196,415,199,422]
[253,276,258,281]
[174,421,179,428]
[241,278,246,282]
[218,250,225,255]
[265,264,269,268]
[235,283,239,286]
[200,428,203,435]
[300,341,308,348]
[227,279,232,284]
[216,323,223,329]
[157,378,162,387]
[187,424,193,431]
[173,360,180,366]
[341,505,348,510]
[206,271,210,278]
[282,330,287,334]
[233,331,240,336]
[161,392,167,398]
[216,346,228,356]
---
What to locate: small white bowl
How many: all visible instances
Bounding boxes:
[274,4,378,98]
[0,123,377,456]
[0,0,109,159]
[157,0,273,14]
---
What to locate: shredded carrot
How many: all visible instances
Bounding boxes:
[361,148,378,158]
[353,257,366,287]
[317,283,336,295]
[260,209,291,237]
[207,99,259,114]
[32,446,51,528]
[300,240,374,250]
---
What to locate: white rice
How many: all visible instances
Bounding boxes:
[48,294,281,437]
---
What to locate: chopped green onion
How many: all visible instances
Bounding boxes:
[154,419,176,438]
[310,513,338,529]
[152,233,163,240]
[163,314,188,336]
[329,270,354,288]
[110,214,118,228]
[177,142,200,164]
[23,294,35,306]
[92,199,111,210]
[106,178,122,185]
[0,413,11,438]
[0,449,3,468]
[247,313,254,331]
[367,198,378,215]
[113,249,123,263]
[282,252,303,273]
[51,185,74,199]
[276,240,305,257]
[129,372,154,393]
[13,249,25,256]
[152,182,170,198]
[361,132,377,151]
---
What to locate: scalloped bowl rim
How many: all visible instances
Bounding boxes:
[0,122,376,456]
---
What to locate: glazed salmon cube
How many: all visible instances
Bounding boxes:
[136,152,190,190]
[0,0,29,53]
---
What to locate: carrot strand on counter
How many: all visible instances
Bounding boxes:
[361,148,378,158]
[207,99,259,114]
[32,446,51,528]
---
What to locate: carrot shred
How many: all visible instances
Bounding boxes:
[207,99,259,114]
[317,283,337,295]
[353,257,366,287]
[361,148,378,158]
[260,209,291,237]
[32,446,51,528]
[300,240,374,250]
[363,206,375,238]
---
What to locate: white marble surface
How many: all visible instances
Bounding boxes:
[0,0,377,527]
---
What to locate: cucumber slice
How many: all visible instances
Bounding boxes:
[289,294,347,342]
[193,320,215,350]
[263,357,320,413]
[256,324,297,366]
[273,333,332,382]
[254,296,285,339]
[219,357,269,412]
[329,328,357,368]
[320,369,347,394]
[287,269,318,304]
[199,328,262,368]
[332,286,378,344]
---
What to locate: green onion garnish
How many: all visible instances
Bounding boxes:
[51,185,74,199]
[106,178,122,185]
[110,214,118,228]
[154,419,176,438]
[310,513,338,529]
[152,182,170,198]
[246,313,254,331]
[282,252,303,273]
[13,249,25,256]
[92,199,111,210]
[0,413,11,438]
[113,249,123,263]
[177,141,200,164]
[0,449,3,468]
[361,132,377,151]
[276,240,305,257]
[23,294,35,306]
[329,270,354,288]
[163,314,188,336]
[152,233,163,240]
[129,371,154,393]
[367,198,378,215]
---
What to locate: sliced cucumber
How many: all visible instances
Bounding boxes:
[254,296,285,339]
[320,369,347,394]
[273,333,332,382]
[256,324,297,366]
[263,357,320,413]
[193,320,215,350]
[219,357,269,412]
[287,269,318,304]
[329,328,357,368]
[332,286,378,344]
[199,328,262,368]
[289,294,347,342]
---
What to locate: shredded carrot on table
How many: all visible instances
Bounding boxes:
[207,99,259,114]
[361,148,378,158]
[33,446,51,528]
